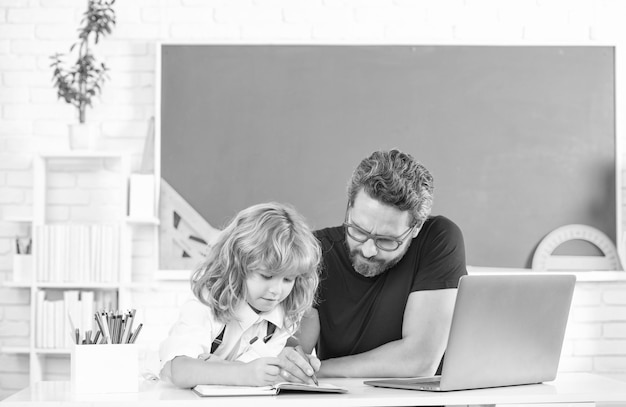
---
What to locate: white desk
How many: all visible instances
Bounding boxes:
[2,373,625,407]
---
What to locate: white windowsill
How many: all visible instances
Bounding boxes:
[467,266,626,282]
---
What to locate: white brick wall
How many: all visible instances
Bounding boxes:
[561,282,626,382]
[2,0,626,401]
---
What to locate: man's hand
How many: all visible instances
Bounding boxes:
[276,346,321,384]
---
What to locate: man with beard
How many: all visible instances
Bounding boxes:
[280,149,467,380]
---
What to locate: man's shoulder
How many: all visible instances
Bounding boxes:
[414,215,465,252]
[423,215,463,235]
[314,225,344,243]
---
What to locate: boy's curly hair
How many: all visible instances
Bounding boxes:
[191,202,321,330]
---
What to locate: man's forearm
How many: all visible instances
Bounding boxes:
[316,288,457,378]
[295,308,320,354]
[318,338,441,378]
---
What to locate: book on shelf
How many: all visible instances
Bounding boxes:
[35,290,116,349]
[33,223,121,283]
[192,381,348,397]
[63,291,79,348]
[35,291,45,348]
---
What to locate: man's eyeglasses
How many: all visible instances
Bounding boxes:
[343,216,415,252]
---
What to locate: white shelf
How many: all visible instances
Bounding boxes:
[2,281,31,288]
[125,216,160,225]
[4,216,33,223]
[0,347,73,356]
[2,279,159,289]
[2,281,157,290]
[467,266,626,282]
[0,346,72,357]
[1,347,74,355]
[35,282,121,289]
[39,151,126,159]
[6,151,151,386]
[1,346,30,354]
[33,348,71,355]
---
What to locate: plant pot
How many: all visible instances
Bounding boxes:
[69,123,98,150]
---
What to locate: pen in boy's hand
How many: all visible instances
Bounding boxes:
[294,345,319,386]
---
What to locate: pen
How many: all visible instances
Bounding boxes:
[94,314,105,343]
[120,315,127,344]
[123,309,135,344]
[295,345,319,386]
[118,314,124,343]
[114,315,121,344]
[106,312,113,342]
[110,314,116,344]
[234,335,261,360]
[267,330,319,384]
[129,323,143,344]
[98,312,112,344]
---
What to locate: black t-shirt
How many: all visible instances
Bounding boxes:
[314,215,467,360]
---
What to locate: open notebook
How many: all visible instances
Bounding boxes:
[192,381,347,397]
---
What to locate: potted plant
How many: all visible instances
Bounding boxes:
[50,0,116,150]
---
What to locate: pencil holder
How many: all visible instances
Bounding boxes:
[71,343,138,394]
[12,254,33,283]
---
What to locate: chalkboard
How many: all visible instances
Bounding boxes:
[159,45,616,269]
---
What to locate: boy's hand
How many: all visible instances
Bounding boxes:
[241,357,281,386]
[197,352,214,361]
[276,347,321,384]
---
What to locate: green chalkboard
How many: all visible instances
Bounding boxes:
[160,45,615,268]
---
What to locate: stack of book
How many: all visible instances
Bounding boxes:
[35,290,116,349]
[33,224,121,283]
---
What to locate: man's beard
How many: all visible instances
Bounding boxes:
[348,246,406,278]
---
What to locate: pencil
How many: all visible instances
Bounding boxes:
[295,345,319,386]
[94,314,105,343]
[98,312,112,344]
[129,323,143,344]
[270,328,319,384]
[122,309,135,344]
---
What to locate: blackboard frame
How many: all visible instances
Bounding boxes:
[155,41,626,275]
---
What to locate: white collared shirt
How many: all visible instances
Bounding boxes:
[159,297,293,375]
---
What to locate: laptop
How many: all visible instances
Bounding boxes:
[364,273,575,392]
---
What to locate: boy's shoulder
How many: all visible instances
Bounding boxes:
[180,296,205,312]
[178,297,220,326]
